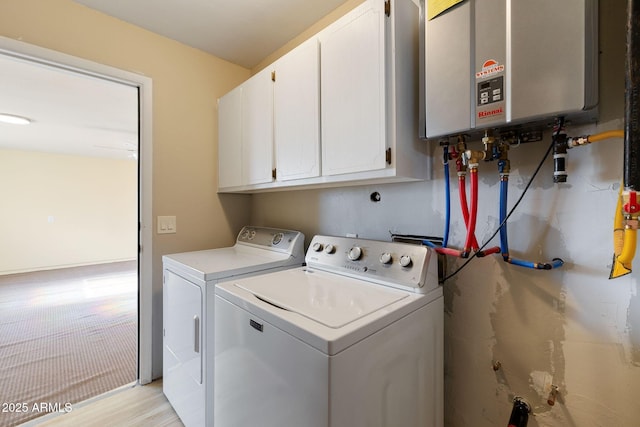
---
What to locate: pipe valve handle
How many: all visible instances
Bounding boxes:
[624,191,640,214]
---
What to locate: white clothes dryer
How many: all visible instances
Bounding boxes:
[162,226,305,427]
[214,235,443,427]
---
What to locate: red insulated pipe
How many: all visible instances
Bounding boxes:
[435,246,464,257]
[459,174,480,250]
[463,168,479,256]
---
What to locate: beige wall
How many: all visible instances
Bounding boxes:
[0,149,137,274]
[0,0,252,377]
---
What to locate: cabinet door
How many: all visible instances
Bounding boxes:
[218,86,243,189]
[274,38,321,181]
[242,68,274,185]
[320,0,387,176]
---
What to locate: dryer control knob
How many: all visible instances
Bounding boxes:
[324,244,336,254]
[312,242,323,252]
[380,252,392,265]
[399,255,413,268]
[272,233,284,246]
[348,246,363,261]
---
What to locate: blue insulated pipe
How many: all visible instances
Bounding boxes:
[499,177,509,256]
[424,145,451,251]
[443,145,451,247]
[499,173,564,270]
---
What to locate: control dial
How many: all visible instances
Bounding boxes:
[348,246,363,261]
[272,233,284,246]
[399,255,413,268]
[312,242,324,252]
[379,252,393,265]
[324,244,336,254]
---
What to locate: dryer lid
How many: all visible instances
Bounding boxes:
[236,269,408,329]
[163,245,293,281]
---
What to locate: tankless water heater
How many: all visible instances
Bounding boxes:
[422,0,598,140]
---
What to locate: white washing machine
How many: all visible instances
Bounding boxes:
[214,235,443,427]
[162,226,305,427]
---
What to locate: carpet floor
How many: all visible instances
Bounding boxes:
[0,261,137,427]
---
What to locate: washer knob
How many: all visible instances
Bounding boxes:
[324,244,336,254]
[348,246,363,261]
[399,255,412,268]
[312,242,323,252]
[380,252,392,265]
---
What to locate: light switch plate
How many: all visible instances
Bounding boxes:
[157,216,176,234]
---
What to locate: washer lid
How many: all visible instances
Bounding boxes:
[236,269,408,329]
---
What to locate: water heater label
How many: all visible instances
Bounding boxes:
[476,58,506,122]
[475,59,504,79]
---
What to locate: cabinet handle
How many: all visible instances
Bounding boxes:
[194,315,200,353]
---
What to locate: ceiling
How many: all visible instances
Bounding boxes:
[0,54,139,160]
[73,0,349,69]
[0,0,348,160]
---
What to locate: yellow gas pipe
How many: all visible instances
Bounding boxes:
[561,129,635,279]
[589,130,624,142]
[610,185,637,278]
[567,130,625,147]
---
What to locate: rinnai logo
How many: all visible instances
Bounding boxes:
[478,107,504,118]
[476,59,504,79]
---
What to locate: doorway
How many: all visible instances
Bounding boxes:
[0,38,153,425]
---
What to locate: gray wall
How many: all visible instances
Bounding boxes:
[252,2,640,426]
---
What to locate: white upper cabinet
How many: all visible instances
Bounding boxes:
[241,67,274,185]
[319,1,386,176]
[218,0,429,193]
[218,68,274,191]
[274,37,321,181]
[218,86,242,189]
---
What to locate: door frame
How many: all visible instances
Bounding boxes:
[0,36,154,384]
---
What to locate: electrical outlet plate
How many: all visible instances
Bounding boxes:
[157,216,176,234]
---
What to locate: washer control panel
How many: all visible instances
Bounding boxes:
[305,235,436,292]
[237,226,305,256]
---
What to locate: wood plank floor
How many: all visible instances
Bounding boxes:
[24,380,183,427]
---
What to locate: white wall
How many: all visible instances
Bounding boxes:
[251,2,640,426]
[0,149,137,274]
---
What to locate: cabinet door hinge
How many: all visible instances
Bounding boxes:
[272,168,277,179]
[384,0,390,17]
[386,148,392,165]
[271,71,276,82]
